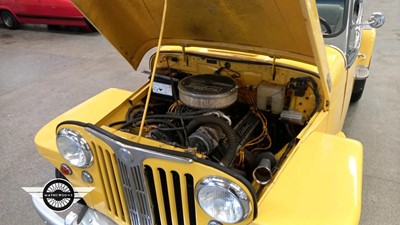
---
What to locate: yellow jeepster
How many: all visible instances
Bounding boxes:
[32,0,384,224]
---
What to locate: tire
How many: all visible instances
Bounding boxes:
[47,24,61,30]
[1,11,19,30]
[350,79,366,103]
[84,18,97,32]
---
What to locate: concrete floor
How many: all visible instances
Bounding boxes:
[0,1,398,224]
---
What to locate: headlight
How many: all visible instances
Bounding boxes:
[196,176,251,223]
[56,128,93,168]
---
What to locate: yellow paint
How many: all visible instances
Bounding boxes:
[34,88,132,160]
[71,0,330,92]
[300,0,331,109]
[251,132,363,225]
[34,89,133,224]
[33,0,371,224]
[34,52,363,225]
[357,29,377,67]
[34,45,361,224]
[324,46,347,134]
[143,157,256,225]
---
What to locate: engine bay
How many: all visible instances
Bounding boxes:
[108,52,323,185]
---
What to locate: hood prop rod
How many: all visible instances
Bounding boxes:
[138,0,168,142]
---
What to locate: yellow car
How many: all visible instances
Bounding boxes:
[32,0,384,224]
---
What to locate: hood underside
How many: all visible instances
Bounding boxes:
[72,0,328,70]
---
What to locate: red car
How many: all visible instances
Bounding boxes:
[0,0,90,30]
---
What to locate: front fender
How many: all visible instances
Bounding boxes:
[34,88,133,166]
[357,28,377,68]
[252,132,363,225]
[0,6,21,22]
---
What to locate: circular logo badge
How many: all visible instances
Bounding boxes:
[42,179,75,211]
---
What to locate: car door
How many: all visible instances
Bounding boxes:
[14,0,42,16]
[44,0,82,18]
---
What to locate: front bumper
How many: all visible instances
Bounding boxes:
[32,197,116,225]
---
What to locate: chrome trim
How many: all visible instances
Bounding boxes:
[252,158,273,185]
[32,196,64,225]
[354,13,385,29]
[81,171,93,183]
[196,176,251,223]
[355,66,370,80]
[57,128,93,168]
[204,111,232,126]
[368,12,385,28]
[65,211,79,225]
[85,128,192,165]
[86,127,193,225]
[32,196,117,225]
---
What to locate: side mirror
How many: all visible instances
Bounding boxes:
[368,12,385,28]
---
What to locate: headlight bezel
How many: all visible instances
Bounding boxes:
[196,176,251,224]
[56,128,93,168]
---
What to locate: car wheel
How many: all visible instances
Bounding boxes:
[351,79,366,103]
[1,11,19,30]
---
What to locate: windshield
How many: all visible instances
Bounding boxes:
[316,0,346,36]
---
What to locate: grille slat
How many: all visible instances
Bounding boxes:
[186,174,197,225]
[92,144,116,212]
[167,171,179,225]
[110,155,128,222]
[103,151,124,218]
[91,137,196,225]
[171,171,184,225]
[144,166,161,225]
[91,142,127,223]
[142,167,196,225]
[154,168,169,225]
[159,169,173,225]
[180,173,191,225]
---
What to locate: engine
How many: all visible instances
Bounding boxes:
[116,69,319,183]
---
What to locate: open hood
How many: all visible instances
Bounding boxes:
[73,0,328,68]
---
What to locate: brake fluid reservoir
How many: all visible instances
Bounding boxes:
[256,82,285,114]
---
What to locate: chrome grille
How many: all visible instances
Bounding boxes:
[117,160,197,225]
[118,163,152,225]
[87,127,195,225]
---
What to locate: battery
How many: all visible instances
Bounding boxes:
[149,73,179,101]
